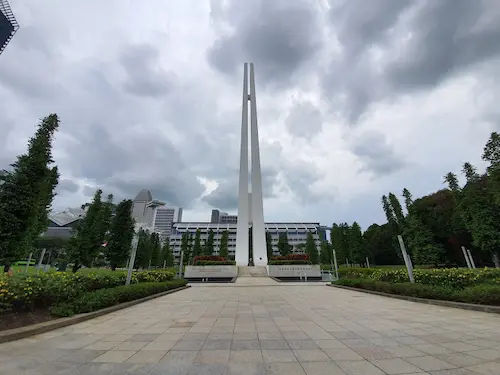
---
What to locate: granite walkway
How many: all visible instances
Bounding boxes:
[0,282,499,374]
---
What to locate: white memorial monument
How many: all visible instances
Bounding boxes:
[235,63,268,266]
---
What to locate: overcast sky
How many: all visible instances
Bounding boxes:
[1,0,499,229]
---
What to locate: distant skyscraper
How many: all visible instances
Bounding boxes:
[211,209,237,224]
[236,63,267,266]
[153,206,182,239]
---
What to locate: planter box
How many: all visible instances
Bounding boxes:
[267,264,321,279]
[184,265,237,282]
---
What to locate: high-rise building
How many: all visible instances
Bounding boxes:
[153,206,182,240]
[236,63,267,266]
[211,209,237,224]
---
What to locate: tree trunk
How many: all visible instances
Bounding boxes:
[493,251,500,268]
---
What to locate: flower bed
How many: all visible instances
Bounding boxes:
[192,256,234,265]
[269,254,311,265]
[339,267,500,289]
[0,269,175,313]
[333,278,500,306]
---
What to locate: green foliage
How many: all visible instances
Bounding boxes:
[219,230,229,259]
[105,199,134,270]
[277,232,291,256]
[444,172,460,192]
[266,231,273,259]
[0,268,175,312]
[50,279,187,317]
[348,222,366,264]
[388,193,405,227]
[68,190,112,272]
[0,114,60,270]
[192,229,202,258]
[150,232,162,267]
[193,260,236,265]
[180,232,190,265]
[333,278,500,306]
[135,229,152,269]
[404,213,444,265]
[268,260,310,265]
[363,223,401,265]
[305,232,319,264]
[320,241,331,265]
[203,230,214,256]
[338,266,500,289]
[162,239,174,267]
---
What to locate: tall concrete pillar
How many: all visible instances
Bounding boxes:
[235,63,268,266]
[235,63,249,266]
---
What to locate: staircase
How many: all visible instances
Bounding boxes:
[238,266,268,277]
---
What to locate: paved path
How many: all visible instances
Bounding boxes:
[1,284,499,375]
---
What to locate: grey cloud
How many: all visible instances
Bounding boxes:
[324,0,500,123]
[208,0,323,84]
[285,101,322,138]
[352,131,405,175]
[121,44,173,97]
[57,179,79,193]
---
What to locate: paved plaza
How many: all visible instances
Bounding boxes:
[0,282,499,375]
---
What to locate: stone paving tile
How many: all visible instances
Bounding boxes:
[466,349,500,361]
[323,347,364,360]
[287,339,319,349]
[194,349,230,364]
[371,358,422,374]
[260,339,290,349]
[126,350,167,363]
[114,340,148,350]
[293,349,330,362]
[265,362,306,375]
[92,350,137,363]
[56,349,106,363]
[405,356,457,372]
[262,349,297,362]
[336,359,386,375]
[229,349,263,362]
[301,361,346,375]
[226,361,266,375]
[465,361,500,375]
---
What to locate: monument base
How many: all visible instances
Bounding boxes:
[267,264,322,281]
[184,265,237,283]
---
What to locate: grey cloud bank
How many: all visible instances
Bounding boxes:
[0,0,499,229]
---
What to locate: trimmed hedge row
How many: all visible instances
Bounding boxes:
[193,261,236,265]
[268,260,311,265]
[333,278,500,306]
[0,269,175,312]
[339,267,500,289]
[51,279,188,317]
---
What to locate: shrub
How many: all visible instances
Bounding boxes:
[51,279,187,317]
[0,268,176,312]
[192,256,231,265]
[333,278,500,305]
[268,260,311,265]
[339,267,500,289]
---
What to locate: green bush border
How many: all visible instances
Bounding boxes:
[333,278,500,306]
[50,279,188,317]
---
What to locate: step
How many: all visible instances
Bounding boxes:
[238,266,268,277]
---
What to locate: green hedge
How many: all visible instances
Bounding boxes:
[333,278,500,306]
[0,269,175,312]
[339,267,500,289]
[51,279,188,317]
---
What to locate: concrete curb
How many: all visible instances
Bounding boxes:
[0,285,190,344]
[327,284,500,314]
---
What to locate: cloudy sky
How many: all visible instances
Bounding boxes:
[1,0,499,229]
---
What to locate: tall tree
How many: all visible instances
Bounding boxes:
[219,230,229,259]
[68,190,111,272]
[265,231,273,259]
[388,193,405,227]
[319,241,331,265]
[305,232,318,264]
[404,212,444,265]
[402,188,413,211]
[0,114,60,271]
[180,232,190,265]
[203,229,214,256]
[162,239,174,267]
[134,229,152,269]
[363,223,401,265]
[331,223,350,263]
[348,222,366,264]
[381,195,396,225]
[106,199,134,270]
[277,232,291,256]
[444,172,460,193]
[463,162,479,182]
[483,131,500,205]
[192,229,202,258]
[150,232,162,267]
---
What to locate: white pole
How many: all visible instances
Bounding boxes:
[366,257,370,268]
[126,235,139,286]
[467,249,476,269]
[36,249,46,271]
[25,252,32,273]
[462,246,472,269]
[333,249,339,280]
[397,235,414,283]
[178,250,184,278]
